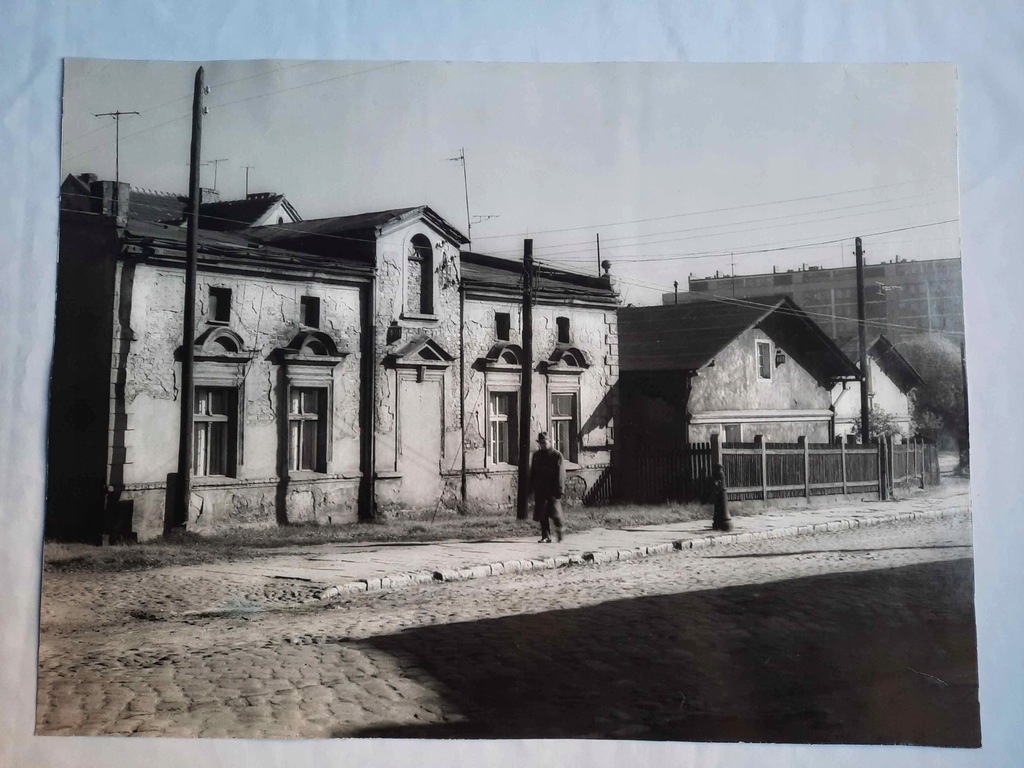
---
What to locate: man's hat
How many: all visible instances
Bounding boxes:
[536,431,549,442]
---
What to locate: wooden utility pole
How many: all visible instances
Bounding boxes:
[855,236,870,444]
[173,66,205,534]
[516,239,534,520]
[596,233,601,277]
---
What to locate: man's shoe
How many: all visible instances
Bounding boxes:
[539,537,552,543]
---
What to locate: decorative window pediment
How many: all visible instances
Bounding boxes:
[479,342,524,372]
[387,335,455,372]
[192,327,253,363]
[274,329,350,368]
[542,345,590,375]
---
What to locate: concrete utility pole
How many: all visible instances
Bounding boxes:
[174,66,205,534]
[516,239,534,520]
[94,110,139,187]
[855,236,871,444]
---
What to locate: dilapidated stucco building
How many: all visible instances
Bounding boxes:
[47,174,618,541]
[832,335,925,439]
[617,296,860,449]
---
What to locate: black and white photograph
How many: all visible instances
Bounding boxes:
[34,57,980,746]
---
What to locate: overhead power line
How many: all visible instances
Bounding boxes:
[520,199,958,264]
[470,174,956,242]
[539,218,960,266]
[487,193,957,259]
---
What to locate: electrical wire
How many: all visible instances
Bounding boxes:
[485,188,955,257]
[470,174,956,241]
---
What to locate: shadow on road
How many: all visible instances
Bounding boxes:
[342,559,979,745]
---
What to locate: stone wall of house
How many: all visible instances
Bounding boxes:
[116,261,364,540]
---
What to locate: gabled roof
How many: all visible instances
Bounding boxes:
[619,295,860,384]
[247,205,468,250]
[837,334,926,393]
[199,193,301,231]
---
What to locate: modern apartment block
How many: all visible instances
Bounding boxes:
[672,257,963,345]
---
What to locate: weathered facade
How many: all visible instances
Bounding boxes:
[832,335,925,440]
[617,296,859,449]
[46,175,618,541]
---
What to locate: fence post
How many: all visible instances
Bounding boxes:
[798,435,809,499]
[921,438,929,487]
[754,434,767,502]
[888,435,897,495]
[840,433,848,495]
[877,438,888,501]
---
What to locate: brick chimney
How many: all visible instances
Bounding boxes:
[88,179,131,226]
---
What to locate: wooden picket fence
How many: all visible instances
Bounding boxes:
[886,437,940,491]
[617,435,884,504]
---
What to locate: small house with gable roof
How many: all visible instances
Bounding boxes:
[617,295,860,448]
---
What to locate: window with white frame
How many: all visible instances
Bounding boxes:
[550,392,578,461]
[489,392,518,465]
[756,340,772,380]
[193,387,236,477]
[288,387,327,472]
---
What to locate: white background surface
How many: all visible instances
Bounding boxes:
[2,2,1021,766]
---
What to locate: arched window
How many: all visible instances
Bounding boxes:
[408,234,434,315]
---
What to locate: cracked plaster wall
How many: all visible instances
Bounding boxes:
[119,263,364,535]
[462,300,617,474]
[688,327,831,442]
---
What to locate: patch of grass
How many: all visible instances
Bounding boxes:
[43,501,711,574]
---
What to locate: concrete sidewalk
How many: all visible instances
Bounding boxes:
[175,481,971,602]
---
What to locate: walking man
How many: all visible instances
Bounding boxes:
[530,431,565,543]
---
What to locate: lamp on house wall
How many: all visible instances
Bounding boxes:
[775,349,787,367]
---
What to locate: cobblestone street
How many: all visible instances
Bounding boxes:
[36,512,979,744]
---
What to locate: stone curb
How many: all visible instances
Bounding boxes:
[315,506,964,601]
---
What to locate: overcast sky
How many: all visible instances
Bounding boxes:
[61,59,960,305]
